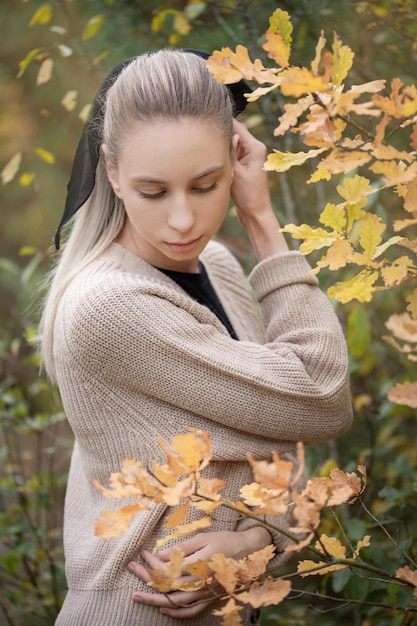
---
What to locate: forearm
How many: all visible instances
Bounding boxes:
[242,208,290,261]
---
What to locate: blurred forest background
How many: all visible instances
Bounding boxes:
[1,0,417,624]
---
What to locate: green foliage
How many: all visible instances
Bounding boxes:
[0,253,71,625]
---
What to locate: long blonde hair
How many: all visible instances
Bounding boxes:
[39,49,234,381]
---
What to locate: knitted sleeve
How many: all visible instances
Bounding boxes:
[63,250,352,444]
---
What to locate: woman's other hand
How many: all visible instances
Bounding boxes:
[128,527,272,619]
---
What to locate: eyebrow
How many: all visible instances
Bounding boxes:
[130,165,225,184]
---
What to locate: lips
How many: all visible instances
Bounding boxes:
[165,237,202,252]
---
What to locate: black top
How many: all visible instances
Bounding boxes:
[159,261,238,339]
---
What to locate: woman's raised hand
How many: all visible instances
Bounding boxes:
[231,120,289,260]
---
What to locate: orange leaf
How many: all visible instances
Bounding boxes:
[320,149,372,175]
[212,598,244,625]
[381,257,415,288]
[237,578,291,608]
[247,450,295,490]
[148,547,184,593]
[395,566,417,597]
[274,96,313,136]
[388,381,417,408]
[185,559,211,581]
[94,502,149,538]
[404,176,417,215]
[290,491,321,533]
[197,476,226,500]
[210,553,241,595]
[163,501,190,529]
[207,45,279,85]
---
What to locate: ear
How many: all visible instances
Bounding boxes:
[102,144,122,198]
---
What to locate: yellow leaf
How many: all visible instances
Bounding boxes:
[311,31,326,74]
[82,14,104,41]
[280,67,328,98]
[307,166,331,184]
[245,84,279,103]
[353,535,371,558]
[327,271,379,304]
[357,213,386,258]
[317,534,346,559]
[373,235,404,259]
[19,172,36,186]
[281,223,337,254]
[298,558,340,576]
[388,381,417,409]
[262,9,293,67]
[29,3,52,26]
[331,34,354,87]
[264,147,327,172]
[1,152,22,185]
[36,57,54,85]
[319,203,346,233]
[173,13,191,36]
[79,104,92,124]
[17,48,41,78]
[407,288,417,319]
[34,147,56,164]
[381,256,414,287]
[240,482,265,507]
[237,578,291,609]
[61,90,78,111]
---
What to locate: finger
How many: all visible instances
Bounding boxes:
[133,586,215,609]
[127,560,152,583]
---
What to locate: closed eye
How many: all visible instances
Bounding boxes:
[137,190,166,199]
[193,183,219,194]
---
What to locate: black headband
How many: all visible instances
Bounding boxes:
[54,48,251,249]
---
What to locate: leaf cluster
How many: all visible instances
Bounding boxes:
[206,8,417,408]
[95,429,417,624]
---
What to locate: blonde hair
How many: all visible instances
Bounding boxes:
[39,50,234,381]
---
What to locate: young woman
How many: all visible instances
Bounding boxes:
[39,49,352,625]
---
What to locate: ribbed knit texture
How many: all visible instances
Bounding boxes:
[54,240,352,625]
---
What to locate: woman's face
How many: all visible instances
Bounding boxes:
[104,118,235,273]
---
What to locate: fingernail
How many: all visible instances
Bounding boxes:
[128,562,137,572]
[133,593,143,602]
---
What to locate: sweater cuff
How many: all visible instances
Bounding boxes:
[248,251,319,302]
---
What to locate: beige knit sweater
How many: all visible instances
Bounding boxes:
[53,240,352,625]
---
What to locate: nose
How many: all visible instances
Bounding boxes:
[167,194,195,233]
